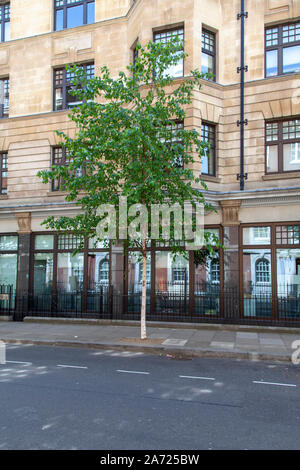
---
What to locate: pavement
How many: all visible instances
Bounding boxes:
[0,316,300,362]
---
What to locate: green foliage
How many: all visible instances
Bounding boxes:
[38,37,219,254]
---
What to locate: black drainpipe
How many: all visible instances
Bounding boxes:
[237,0,248,191]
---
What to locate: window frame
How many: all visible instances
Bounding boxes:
[153,26,185,79]
[265,22,300,77]
[265,117,300,174]
[51,146,71,192]
[0,77,9,119]
[0,152,7,195]
[201,28,216,81]
[54,0,95,31]
[201,121,216,177]
[53,62,94,111]
[0,3,10,43]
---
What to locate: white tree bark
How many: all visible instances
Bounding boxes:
[140,238,147,340]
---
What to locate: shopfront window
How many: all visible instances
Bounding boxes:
[34,253,53,294]
[57,252,84,292]
[87,252,110,290]
[0,235,18,310]
[243,249,272,318]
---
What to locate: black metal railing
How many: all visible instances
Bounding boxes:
[0,285,15,316]
[0,281,298,326]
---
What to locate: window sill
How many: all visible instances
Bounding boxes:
[262,172,300,180]
[201,175,221,183]
[47,191,66,197]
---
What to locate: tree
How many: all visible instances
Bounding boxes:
[38,37,218,339]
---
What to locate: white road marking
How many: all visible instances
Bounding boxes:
[6,361,32,366]
[117,369,150,375]
[253,380,296,388]
[179,375,215,381]
[57,364,88,369]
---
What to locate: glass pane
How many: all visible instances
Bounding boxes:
[56,9,64,31]
[87,2,95,24]
[0,24,2,43]
[266,122,278,141]
[4,22,9,41]
[194,252,220,316]
[265,27,278,47]
[127,252,150,314]
[243,249,272,318]
[277,249,300,319]
[155,251,189,315]
[67,5,84,29]
[66,86,82,108]
[205,228,220,246]
[276,225,300,245]
[58,234,83,250]
[87,252,110,290]
[201,52,214,76]
[55,88,63,110]
[88,238,108,249]
[128,252,151,293]
[283,45,300,74]
[163,56,184,78]
[201,148,214,175]
[266,50,278,77]
[0,254,17,288]
[266,145,278,173]
[34,253,53,294]
[35,235,54,250]
[243,227,271,245]
[0,236,18,251]
[57,252,84,292]
[282,23,300,44]
[283,143,300,171]
[155,251,188,292]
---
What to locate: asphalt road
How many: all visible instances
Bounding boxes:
[0,344,300,450]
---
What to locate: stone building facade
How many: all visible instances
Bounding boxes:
[0,0,299,324]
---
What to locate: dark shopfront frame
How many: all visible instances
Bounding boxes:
[30,232,111,314]
[29,227,224,319]
[123,225,224,319]
[0,233,19,315]
[239,221,300,323]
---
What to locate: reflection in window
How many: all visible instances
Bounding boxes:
[128,252,151,293]
[265,23,300,77]
[0,153,7,194]
[57,253,84,292]
[34,253,53,294]
[88,252,110,290]
[277,248,300,299]
[0,78,9,119]
[255,259,271,283]
[0,254,17,289]
[201,29,216,80]
[0,4,10,43]
[55,0,95,31]
[201,122,216,176]
[153,28,184,78]
[266,119,300,173]
[54,63,94,111]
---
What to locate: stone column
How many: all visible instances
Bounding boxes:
[14,212,32,319]
[220,200,241,320]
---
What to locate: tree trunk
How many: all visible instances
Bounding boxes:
[141,238,147,340]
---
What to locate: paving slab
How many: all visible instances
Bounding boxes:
[0,318,298,362]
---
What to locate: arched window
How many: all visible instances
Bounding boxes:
[98,258,109,283]
[255,258,270,283]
